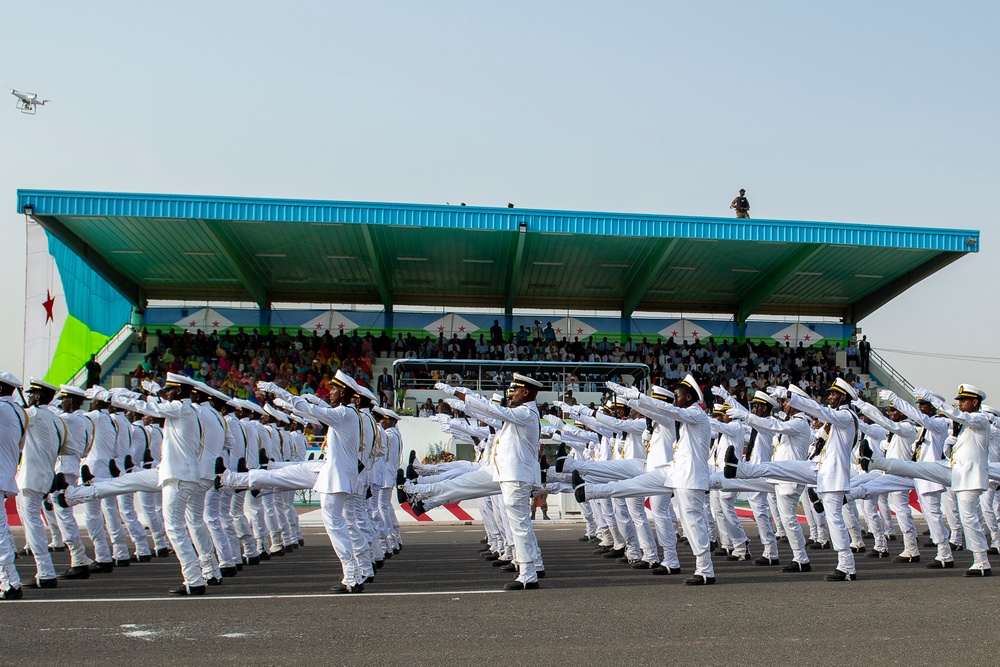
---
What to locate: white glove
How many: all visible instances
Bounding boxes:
[773,386,788,400]
[605,380,624,393]
[851,399,867,410]
[273,397,294,411]
[879,389,896,404]
[543,414,565,429]
[257,382,292,401]
[765,386,778,397]
[446,398,465,412]
[552,400,567,410]
[434,382,457,396]
[140,380,161,395]
[622,386,640,401]
[641,430,652,443]
[575,405,595,418]
[726,403,750,421]
[710,386,731,401]
[912,387,935,404]
[303,393,325,406]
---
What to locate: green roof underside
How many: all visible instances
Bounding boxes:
[18,190,979,322]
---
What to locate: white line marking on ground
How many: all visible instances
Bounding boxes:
[12,589,506,604]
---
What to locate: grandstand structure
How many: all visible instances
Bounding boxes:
[17,189,980,393]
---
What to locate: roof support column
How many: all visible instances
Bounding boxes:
[621,238,681,319]
[359,224,394,316]
[735,244,824,323]
[194,219,270,310]
[504,222,528,321]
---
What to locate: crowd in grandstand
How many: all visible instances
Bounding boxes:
[127,325,872,414]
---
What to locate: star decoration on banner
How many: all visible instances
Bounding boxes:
[437,325,446,332]
[212,321,220,328]
[189,320,197,327]
[43,290,55,324]
[577,328,584,334]
[458,326,466,332]
[555,327,562,334]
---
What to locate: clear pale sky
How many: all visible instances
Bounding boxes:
[2,1,997,398]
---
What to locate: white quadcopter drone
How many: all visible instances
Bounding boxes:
[11,89,49,114]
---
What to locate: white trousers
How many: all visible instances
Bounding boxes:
[162,479,206,587]
[15,490,56,581]
[820,493,855,574]
[775,486,809,564]
[117,492,152,557]
[500,481,540,583]
[747,492,779,559]
[0,497,21,592]
[320,491,360,586]
[675,488,713,577]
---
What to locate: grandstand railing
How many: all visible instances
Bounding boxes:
[867,349,915,396]
[391,359,650,394]
[67,324,137,388]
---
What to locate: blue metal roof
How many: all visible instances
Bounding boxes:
[17,189,979,252]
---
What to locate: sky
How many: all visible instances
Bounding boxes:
[1,1,998,398]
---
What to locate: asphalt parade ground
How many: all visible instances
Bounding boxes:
[2,520,999,667]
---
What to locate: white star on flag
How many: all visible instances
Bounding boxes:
[549,317,596,339]
[658,319,713,343]
[300,310,359,335]
[174,308,234,332]
[424,314,479,337]
[771,323,824,346]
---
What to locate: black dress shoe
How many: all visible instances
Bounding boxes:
[712,547,731,557]
[988,547,1000,555]
[536,570,545,578]
[572,470,586,503]
[615,556,630,565]
[405,465,418,481]
[503,580,540,590]
[723,445,739,479]
[330,583,365,594]
[781,561,812,573]
[298,539,305,547]
[753,557,780,566]
[206,577,223,586]
[602,548,625,559]
[650,565,682,575]
[411,500,426,516]
[392,546,401,555]
[59,566,91,580]
[577,535,592,542]
[395,468,406,488]
[851,545,867,554]
[480,538,489,544]
[408,449,417,466]
[776,535,788,543]
[949,542,964,551]
[374,559,384,569]
[48,545,67,552]
[168,584,207,596]
[235,563,244,571]
[1,586,23,600]
[865,549,889,559]
[483,552,500,561]
[824,569,857,581]
[630,560,652,569]
[683,574,715,586]
[364,575,375,583]
[593,546,612,555]
[258,551,271,561]
[155,548,171,558]
[90,561,114,573]
[500,563,518,572]
[49,472,70,494]
[927,559,953,570]
[80,465,95,484]
[807,488,824,513]
[858,438,873,472]
[963,567,993,577]
[886,534,897,542]
[555,444,568,473]
[726,548,752,561]
[237,457,248,473]
[134,554,152,563]
[113,558,130,567]
[891,555,920,563]
[243,555,261,566]
[491,559,512,568]
[213,456,226,490]
[220,566,238,578]
[28,578,58,589]
[270,548,285,558]
[807,541,830,550]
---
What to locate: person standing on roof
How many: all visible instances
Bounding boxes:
[730,189,750,218]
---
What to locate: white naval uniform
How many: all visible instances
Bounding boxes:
[193,401,229,576]
[111,411,152,558]
[0,397,25,591]
[463,394,543,584]
[115,395,207,589]
[225,413,259,561]
[82,409,128,562]
[292,395,364,588]
[787,393,859,575]
[871,399,992,571]
[51,408,94,568]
